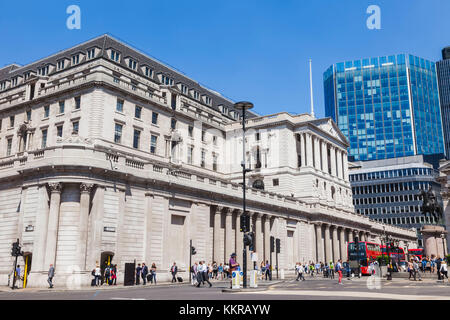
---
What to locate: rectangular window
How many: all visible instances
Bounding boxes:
[213,154,218,171]
[59,101,65,114]
[57,60,65,70]
[72,121,79,134]
[273,179,279,186]
[213,136,217,145]
[44,105,50,118]
[41,129,48,148]
[133,129,141,149]
[188,126,193,138]
[26,110,32,122]
[72,54,80,65]
[128,59,137,70]
[57,125,63,138]
[114,123,123,144]
[201,150,206,168]
[6,138,12,156]
[150,135,157,154]
[145,67,153,78]
[201,130,206,142]
[10,116,14,128]
[116,99,124,112]
[188,146,193,164]
[152,112,158,125]
[111,50,120,62]
[135,106,142,119]
[87,48,96,59]
[171,119,177,130]
[75,96,81,110]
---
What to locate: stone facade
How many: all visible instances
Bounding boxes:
[0,35,417,287]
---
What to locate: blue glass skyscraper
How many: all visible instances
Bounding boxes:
[324,54,445,161]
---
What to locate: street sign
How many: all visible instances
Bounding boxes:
[250,270,258,288]
[232,271,240,289]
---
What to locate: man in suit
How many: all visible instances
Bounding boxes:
[141,263,148,285]
[136,263,142,285]
[48,264,55,288]
[171,262,178,283]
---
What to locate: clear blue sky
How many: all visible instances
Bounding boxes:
[0,0,448,118]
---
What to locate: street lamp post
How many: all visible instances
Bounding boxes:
[234,101,254,289]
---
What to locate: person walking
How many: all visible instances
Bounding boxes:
[212,262,218,280]
[265,260,271,281]
[436,256,442,281]
[48,264,55,289]
[111,264,117,285]
[104,264,111,285]
[329,261,335,279]
[336,259,343,285]
[296,263,305,281]
[135,263,142,285]
[440,259,449,283]
[141,263,148,285]
[408,260,414,280]
[413,259,422,281]
[150,263,157,284]
[94,263,101,286]
[260,261,266,281]
[218,263,224,280]
[170,262,178,283]
[196,261,204,286]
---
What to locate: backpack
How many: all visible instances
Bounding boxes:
[91,269,95,276]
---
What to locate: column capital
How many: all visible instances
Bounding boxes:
[80,183,94,194]
[225,208,233,216]
[254,212,262,219]
[214,205,226,213]
[233,208,243,215]
[48,182,62,194]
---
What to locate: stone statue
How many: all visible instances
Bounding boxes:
[419,186,442,221]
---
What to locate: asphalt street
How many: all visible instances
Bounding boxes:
[0,276,449,300]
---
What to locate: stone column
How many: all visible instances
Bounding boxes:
[314,136,321,170]
[343,154,349,181]
[44,183,62,268]
[300,134,306,167]
[336,149,343,179]
[225,208,233,263]
[306,133,313,167]
[86,186,104,271]
[77,183,93,271]
[348,229,354,243]
[322,141,328,174]
[315,223,323,262]
[213,206,222,263]
[339,227,347,261]
[235,210,244,267]
[324,224,331,263]
[264,215,271,262]
[360,231,365,242]
[33,185,50,272]
[332,226,339,263]
[330,146,337,177]
[255,213,263,260]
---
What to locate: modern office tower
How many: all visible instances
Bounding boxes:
[349,155,444,247]
[324,54,445,162]
[437,46,450,159]
[0,35,417,287]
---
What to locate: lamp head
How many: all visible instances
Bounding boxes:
[234,101,254,111]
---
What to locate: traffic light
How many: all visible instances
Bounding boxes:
[270,236,275,253]
[191,246,197,255]
[276,238,280,254]
[240,214,250,233]
[11,241,22,257]
[244,232,254,249]
[248,232,255,251]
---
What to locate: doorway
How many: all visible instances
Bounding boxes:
[22,253,32,288]
[100,252,114,285]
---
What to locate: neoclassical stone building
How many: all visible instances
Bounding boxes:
[0,35,417,287]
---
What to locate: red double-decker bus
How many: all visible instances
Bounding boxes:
[381,245,406,262]
[408,248,424,260]
[347,242,382,275]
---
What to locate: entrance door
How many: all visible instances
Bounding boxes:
[100,252,114,285]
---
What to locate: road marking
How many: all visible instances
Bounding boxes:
[237,290,450,300]
[110,297,146,300]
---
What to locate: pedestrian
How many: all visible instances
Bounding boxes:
[224,263,229,278]
[193,262,199,283]
[265,260,271,281]
[202,260,212,287]
[336,259,343,285]
[14,264,21,289]
[408,260,414,280]
[329,261,335,279]
[229,253,239,288]
[94,263,101,286]
[111,264,117,285]
[104,264,111,285]
[48,264,55,289]
[213,262,218,279]
[196,261,204,286]
[413,258,422,281]
[218,263,224,280]
[135,263,142,285]
[150,263,157,284]
[310,263,315,277]
[296,263,305,281]
[170,262,178,283]
[141,262,148,285]
[440,259,449,283]
[260,261,266,281]
[436,256,442,280]
[208,263,213,280]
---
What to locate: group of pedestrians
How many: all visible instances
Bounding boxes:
[294,260,345,284]
[92,262,118,286]
[135,262,157,285]
[407,255,449,282]
[190,253,241,288]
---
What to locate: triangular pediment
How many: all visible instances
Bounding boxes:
[314,118,349,147]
